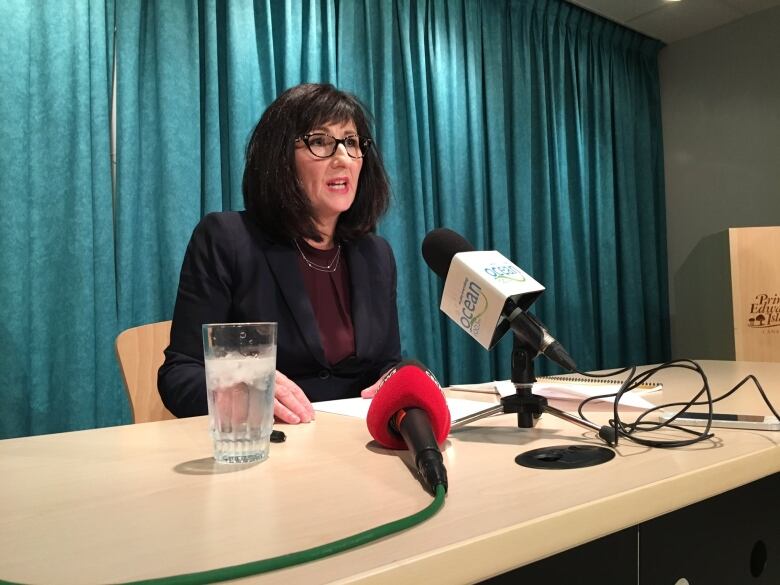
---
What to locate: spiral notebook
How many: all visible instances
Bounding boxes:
[449,375,662,410]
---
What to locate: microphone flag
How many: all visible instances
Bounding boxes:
[442,251,545,350]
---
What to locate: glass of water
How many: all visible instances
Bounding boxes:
[202,322,277,463]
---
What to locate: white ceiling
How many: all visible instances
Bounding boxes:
[566,0,780,43]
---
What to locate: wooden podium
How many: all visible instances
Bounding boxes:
[729,227,780,362]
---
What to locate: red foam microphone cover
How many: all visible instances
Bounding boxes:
[366,362,451,450]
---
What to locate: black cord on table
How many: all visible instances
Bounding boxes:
[573,359,780,448]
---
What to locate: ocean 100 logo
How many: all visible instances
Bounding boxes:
[458,278,488,334]
[748,293,780,328]
[483,263,526,283]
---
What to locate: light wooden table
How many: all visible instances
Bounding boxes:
[1,360,778,584]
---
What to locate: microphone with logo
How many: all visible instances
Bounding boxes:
[421,228,619,450]
[366,360,450,495]
[421,227,577,372]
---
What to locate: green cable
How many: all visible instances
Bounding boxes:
[1,484,446,585]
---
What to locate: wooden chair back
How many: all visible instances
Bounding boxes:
[115,320,177,423]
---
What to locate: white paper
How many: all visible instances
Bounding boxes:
[533,381,656,409]
[313,396,496,421]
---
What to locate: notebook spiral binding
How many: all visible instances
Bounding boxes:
[537,375,661,391]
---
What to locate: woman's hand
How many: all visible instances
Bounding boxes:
[360,377,383,399]
[274,371,315,424]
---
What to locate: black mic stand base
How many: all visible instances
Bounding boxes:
[449,399,612,441]
[449,338,618,465]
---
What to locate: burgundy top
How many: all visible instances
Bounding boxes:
[295,239,356,365]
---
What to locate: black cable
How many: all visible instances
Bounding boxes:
[573,359,780,448]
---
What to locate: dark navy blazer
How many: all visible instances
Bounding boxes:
[158,211,402,418]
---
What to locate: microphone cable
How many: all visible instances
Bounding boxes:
[572,359,780,448]
[0,489,445,585]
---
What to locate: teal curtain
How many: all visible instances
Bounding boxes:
[0,0,120,438]
[115,0,668,383]
[342,0,670,382]
[1,0,669,437]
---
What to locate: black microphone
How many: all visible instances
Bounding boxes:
[393,408,447,494]
[422,228,577,372]
[366,361,450,494]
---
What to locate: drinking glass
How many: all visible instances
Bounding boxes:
[202,323,277,463]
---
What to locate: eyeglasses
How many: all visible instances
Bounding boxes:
[295,133,372,159]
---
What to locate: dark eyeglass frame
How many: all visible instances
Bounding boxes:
[295,133,372,159]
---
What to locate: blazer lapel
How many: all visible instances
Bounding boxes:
[264,242,328,367]
[346,241,371,360]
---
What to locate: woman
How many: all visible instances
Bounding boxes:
[158,83,401,423]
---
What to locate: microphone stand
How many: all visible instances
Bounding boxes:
[451,336,606,438]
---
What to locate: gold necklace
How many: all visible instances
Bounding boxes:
[295,239,342,273]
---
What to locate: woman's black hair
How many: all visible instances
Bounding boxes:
[242,83,390,243]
